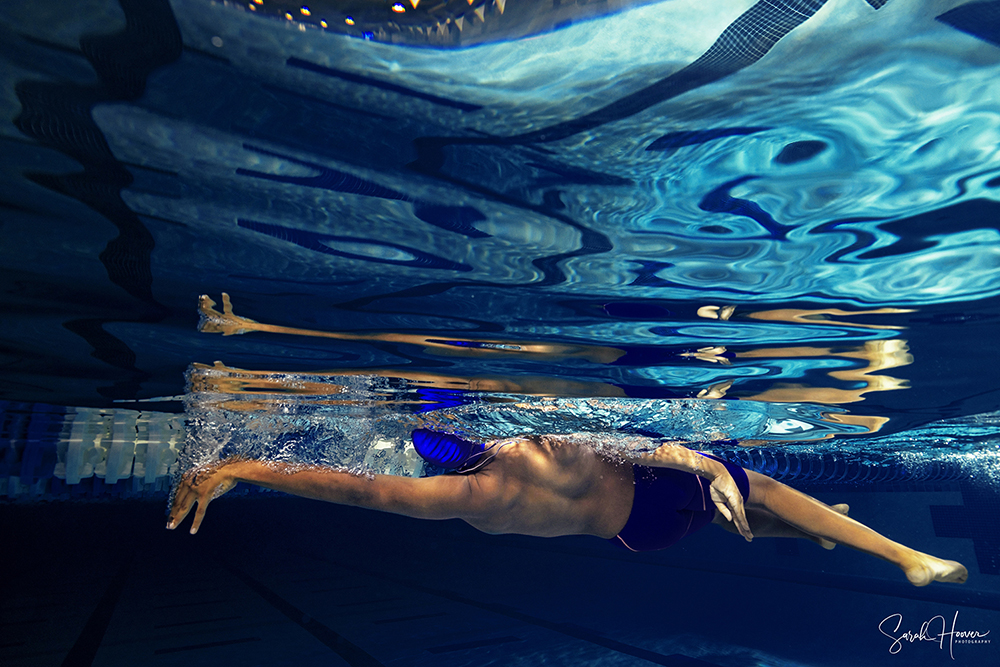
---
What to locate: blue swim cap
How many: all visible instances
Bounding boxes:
[411,429,486,469]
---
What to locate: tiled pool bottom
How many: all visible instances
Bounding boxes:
[2,495,997,667]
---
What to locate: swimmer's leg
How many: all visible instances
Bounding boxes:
[713,503,849,550]
[744,470,967,586]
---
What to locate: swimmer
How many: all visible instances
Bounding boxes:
[167,432,968,588]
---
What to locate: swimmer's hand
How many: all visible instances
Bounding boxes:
[198,293,259,336]
[166,461,241,534]
[628,441,752,540]
[707,467,753,542]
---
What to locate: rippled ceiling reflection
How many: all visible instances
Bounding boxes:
[2,0,999,431]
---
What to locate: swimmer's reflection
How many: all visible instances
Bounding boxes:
[197,294,912,412]
[197,293,624,363]
[168,431,967,588]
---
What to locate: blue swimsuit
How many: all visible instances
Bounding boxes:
[615,454,750,552]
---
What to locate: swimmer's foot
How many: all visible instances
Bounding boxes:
[697,305,735,321]
[698,380,733,399]
[198,293,260,336]
[903,552,968,587]
[816,504,850,550]
[682,346,731,365]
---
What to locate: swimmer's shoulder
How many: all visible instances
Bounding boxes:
[490,434,597,478]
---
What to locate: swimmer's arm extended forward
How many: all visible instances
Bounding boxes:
[167,460,494,535]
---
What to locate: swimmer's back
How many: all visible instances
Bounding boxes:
[468,436,633,538]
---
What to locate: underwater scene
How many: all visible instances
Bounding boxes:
[2,0,1000,665]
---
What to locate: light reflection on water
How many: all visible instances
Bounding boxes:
[75,0,1000,308]
[1,0,997,491]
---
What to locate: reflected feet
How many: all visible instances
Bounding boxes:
[697,379,733,399]
[904,553,969,587]
[697,305,735,320]
[680,346,731,365]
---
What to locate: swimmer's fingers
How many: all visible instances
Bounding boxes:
[187,475,234,535]
[189,494,212,535]
[714,498,752,542]
[167,476,197,530]
[710,479,753,542]
[729,501,753,542]
[222,292,234,316]
[167,466,238,534]
[198,294,216,314]
[197,295,225,334]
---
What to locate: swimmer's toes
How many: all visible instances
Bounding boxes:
[905,557,968,587]
[939,561,968,584]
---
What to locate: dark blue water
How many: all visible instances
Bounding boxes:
[1,1,999,665]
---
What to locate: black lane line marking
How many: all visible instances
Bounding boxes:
[153,615,242,629]
[0,619,46,627]
[151,586,222,598]
[426,636,523,654]
[287,57,482,112]
[305,553,712,667]
[310,585,369,593]
[119,161,178,176]
[153,637,260,655]
[223,562,386,667]
[336,597,404,607]
[288,575,348,583]
[371,612,448,625]
[60,558,130,667]
[152,599,228,610]
[1,603,66,613]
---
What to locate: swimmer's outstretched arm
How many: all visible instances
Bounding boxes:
[197,294,622,363]
[167,460,496,535]
[541,433,753,540]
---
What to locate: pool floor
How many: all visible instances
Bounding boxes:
[3,493,997,667]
